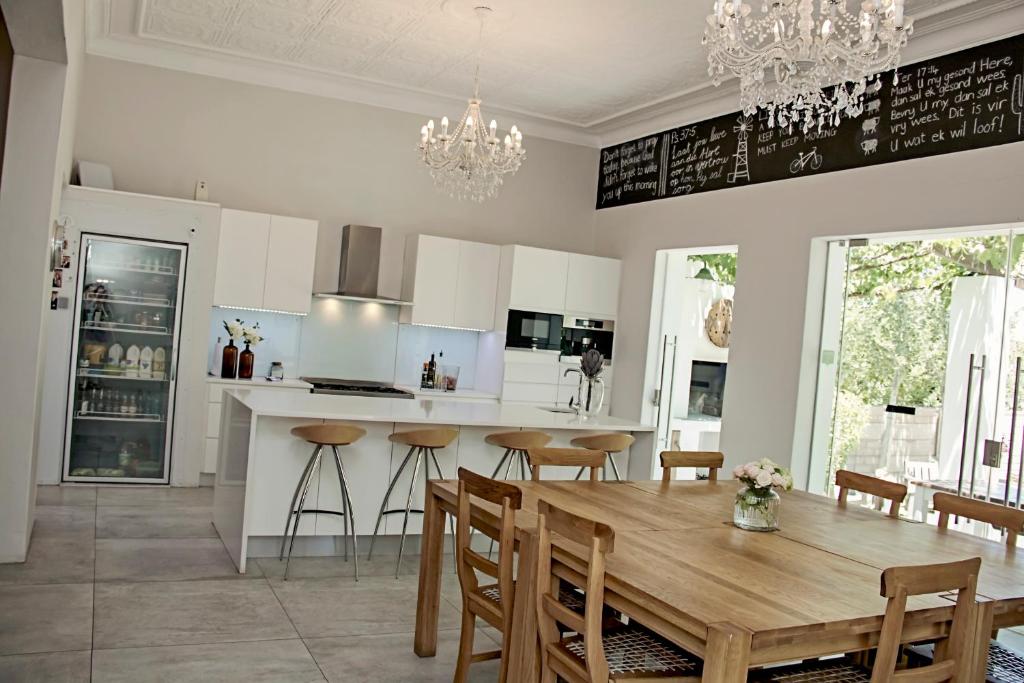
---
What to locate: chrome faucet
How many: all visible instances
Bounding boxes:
[563,368,583,415]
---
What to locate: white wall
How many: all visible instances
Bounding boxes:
[72,56,599,267]
[596,141,1024,483]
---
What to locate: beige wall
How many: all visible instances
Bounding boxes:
[73,56,599,261]
[595,141,1024,482]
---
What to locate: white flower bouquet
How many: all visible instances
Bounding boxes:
[242,323,264,347]
[223,319,244,341]
[732,459,793,492]
[732,458,792,531]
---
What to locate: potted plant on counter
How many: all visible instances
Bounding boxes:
[732,459,793,531]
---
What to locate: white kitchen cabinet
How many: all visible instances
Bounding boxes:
[505,245,569,315]
[454,240,500,330]
[565,254,621,319]
[214,209,318,315]
[214,210,270,310]
[401,235,499,330]
[262,215,319,314]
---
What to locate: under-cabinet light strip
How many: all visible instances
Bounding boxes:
[410,323,486,333]
[215,305,307,317]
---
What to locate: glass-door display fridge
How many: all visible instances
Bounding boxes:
[63,234,187,483]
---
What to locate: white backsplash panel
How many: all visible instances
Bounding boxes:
[394,325,480,389]
[209,308,303,378]
[298,298,400,382]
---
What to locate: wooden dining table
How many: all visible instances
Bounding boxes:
[413,479,1024,682]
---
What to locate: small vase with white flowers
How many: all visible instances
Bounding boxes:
[732,459,793,532]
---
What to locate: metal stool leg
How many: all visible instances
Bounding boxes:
[331,445,359,582]
[606,452,622,481]
[574,466,585,480]
[518,449,529,479]
[368,445,417,560]
[280,445,321,561]
[395,447,425,578]
[284,446,323,581]
[329,446,348,562]
[490,448,513,479]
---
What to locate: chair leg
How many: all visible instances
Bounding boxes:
[396,447,425,579]
[279,446,321,561]
[606,452,622,481]
[284,447,323,581]
[331,445,359,582]
[368,445,417,560]
[454,607,476,683]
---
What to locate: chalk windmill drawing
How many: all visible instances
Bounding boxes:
[728,115,752,184]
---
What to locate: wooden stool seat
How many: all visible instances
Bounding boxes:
[569,433,635,481]
[388,428,458,449]
[290,424,366,446]
[485,430,552,451]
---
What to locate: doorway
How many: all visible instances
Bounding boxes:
[646,247,738,478]
[808,226,1024,532]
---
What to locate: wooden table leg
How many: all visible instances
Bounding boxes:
[506,528,540,683]
[702,623,752,683]
[414,481,446,657]
[962,598,995,683]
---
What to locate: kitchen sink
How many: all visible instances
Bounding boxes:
[541,407,579,414]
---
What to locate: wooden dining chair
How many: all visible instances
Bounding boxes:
[835,469,908,518]
[659,451,725,482]
[453,467,522,683]
[528,447,606,482]
[535,500,702,683]
[933,492,1024,547]
[761,557,982,682]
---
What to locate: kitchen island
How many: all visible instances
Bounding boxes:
[213,390,655,572]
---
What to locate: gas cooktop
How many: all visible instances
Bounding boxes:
[301,377,415,399]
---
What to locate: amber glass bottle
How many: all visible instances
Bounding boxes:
[238,343,254,380]
[221,340,238,379]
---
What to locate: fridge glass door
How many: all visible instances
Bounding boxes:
[64,234,187,483]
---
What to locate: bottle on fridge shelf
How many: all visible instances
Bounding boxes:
[125,345,141,378]
[128,392,138,416]
[153,347,166,380]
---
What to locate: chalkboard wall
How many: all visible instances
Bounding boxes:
[597,33,1024,210]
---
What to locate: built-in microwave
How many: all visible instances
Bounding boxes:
[561,317,614,360]
[505,309,564,351]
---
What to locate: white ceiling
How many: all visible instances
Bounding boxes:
[87,0,1024,146]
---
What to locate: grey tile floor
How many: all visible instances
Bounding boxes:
[0,485,501,682]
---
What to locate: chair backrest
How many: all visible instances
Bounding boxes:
[455,467,522,632]
[659,451,725,482]
[933,493,1024,547]
[527,448,606,482]
[535,500,615,683]
[871,557,981,682]
[835,469,908,518]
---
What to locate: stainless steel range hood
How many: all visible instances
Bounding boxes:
[314,225,411,306]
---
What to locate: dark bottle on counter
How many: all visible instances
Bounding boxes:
[238,343,254,380]
[420,362,430,389]
[426,353,436,389]
[221,339,238,379]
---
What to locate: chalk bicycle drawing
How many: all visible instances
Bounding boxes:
[789,148,823,174]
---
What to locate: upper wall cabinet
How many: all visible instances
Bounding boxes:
[565,254,621,319]
[214,209,318,315]
[401,235,500,330]
[504,245,569,315]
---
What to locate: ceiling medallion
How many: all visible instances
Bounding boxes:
[703,0,913,133]
[418,6,525,203]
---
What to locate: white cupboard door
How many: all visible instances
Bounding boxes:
[214,210,270,309]
[409,235,459,327]
[508,246,569,314]
[263,215,319,314]
[565,254,621,319]
[454,240,500,330]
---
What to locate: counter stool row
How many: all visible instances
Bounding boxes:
[279,423,638,581]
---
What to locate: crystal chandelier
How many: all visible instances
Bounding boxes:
[703,0,913,132]
[418,6,525,202]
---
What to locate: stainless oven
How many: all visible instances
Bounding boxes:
[561,316,614,360]
[505,309,564,351]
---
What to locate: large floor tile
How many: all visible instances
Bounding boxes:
[0,537,94,586]
[96,505,215,538]
[94,579,296,649]
[96,538,255,582]
[36,486,97,507]
[0,583,93,655]
[92,639,325,682]
[97,486,213,507]
[0,650,91,682]
[253,554,408,580]
[270,575,461,639]
[305,629,500,683]
[32,506,95,540]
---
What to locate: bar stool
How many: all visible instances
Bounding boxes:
[570,433,635,481]
[368,427,458,578]
[280,424,365,581]
[484,430,552,480]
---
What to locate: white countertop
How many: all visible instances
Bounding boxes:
[206,376,313,390]
[225,389,653,432]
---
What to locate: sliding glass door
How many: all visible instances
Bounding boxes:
[808,227,1024,532]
